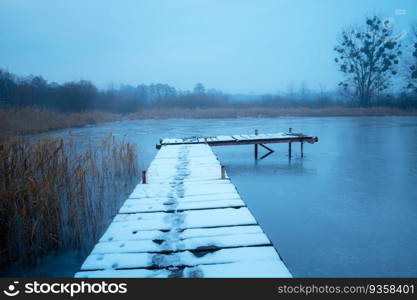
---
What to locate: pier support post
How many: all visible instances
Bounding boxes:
[254,129,259,160]
[301,142,304,158]
[288,128,292,158]
[142,170,147,184]
[221,166,226,179]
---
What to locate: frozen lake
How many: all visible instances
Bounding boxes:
[38,117,417,277]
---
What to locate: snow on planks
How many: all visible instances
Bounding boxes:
[158,132,318,148]
[75,144,292,278]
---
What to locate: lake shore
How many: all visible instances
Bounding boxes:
[128,107,417,119]
[1,106,417,136]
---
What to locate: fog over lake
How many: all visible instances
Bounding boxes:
[40,116,417,277]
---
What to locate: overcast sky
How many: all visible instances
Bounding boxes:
[0,0,416,93]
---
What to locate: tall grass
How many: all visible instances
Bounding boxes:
[0,134,137,268]
[0,107,123,136]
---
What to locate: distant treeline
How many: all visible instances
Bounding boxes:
[1,68,417,114]
[0,70,234,113]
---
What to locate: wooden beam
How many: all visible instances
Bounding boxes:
[259,143,274,160]
[301,142,304,158]
[259,143,274,152]
[141,170,147,184]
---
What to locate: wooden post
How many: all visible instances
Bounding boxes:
[301,142,304,158]
[141,170,147,184]
[221,166,226,179]
[288,128,292,158]
[254,129,259,160]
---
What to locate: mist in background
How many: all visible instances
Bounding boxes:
[1,0,416,94]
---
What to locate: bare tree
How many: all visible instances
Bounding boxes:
[405,24,417,93]
[299,80,309,100]
[286,82,295,99]
[193,83,205,94]
[334,16,402,106]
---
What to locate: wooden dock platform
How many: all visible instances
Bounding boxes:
[157,131,318,148]
[157,130,318,160]
[75,143,292,278]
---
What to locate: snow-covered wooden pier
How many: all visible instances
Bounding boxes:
[75,142,293,278]
[157,129,318,159]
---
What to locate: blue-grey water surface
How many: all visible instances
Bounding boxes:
[37,117,417,277]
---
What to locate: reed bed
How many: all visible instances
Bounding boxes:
[0,107,123,136]
[0,134,138,268]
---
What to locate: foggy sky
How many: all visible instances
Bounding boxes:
[0,0,416,93]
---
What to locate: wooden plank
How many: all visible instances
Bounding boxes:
[232,135,244,140]
[99,225,263,243]
[161,138,184,144]
[240,134,252,139]
[124,192,241,206]
[146,167,223,177]
[76,259,291,278]
[209,135,235,142]
[104,209,257,234]
[128,182,237,199]
[89,232,271,254]
[112,207,257,229]
[205,137,218,142]
[76,268,169,278]
[119,198,245,213]
[80,246,280,270]
[145,175,226,183]
[183,260,292,278]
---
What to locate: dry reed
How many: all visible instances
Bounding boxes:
[0,134,137,268]
[0,107,123,136]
